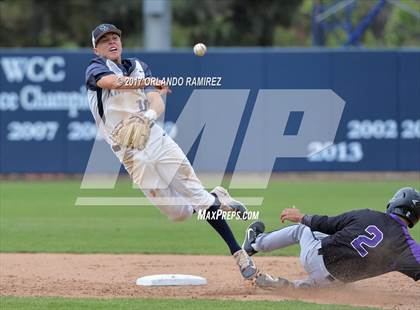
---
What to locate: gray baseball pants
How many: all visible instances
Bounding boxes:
[254,224,339,287]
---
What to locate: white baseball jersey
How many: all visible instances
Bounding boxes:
[85,57,155,144]
[85,56,214,220]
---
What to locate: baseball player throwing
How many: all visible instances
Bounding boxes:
[242,187,420,288]
[85,24,257,279]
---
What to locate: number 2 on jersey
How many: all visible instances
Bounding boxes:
[350,225,384,257]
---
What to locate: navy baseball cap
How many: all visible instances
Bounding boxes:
[91,24,122,47]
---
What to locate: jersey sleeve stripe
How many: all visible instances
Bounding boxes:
[390,214,420,264]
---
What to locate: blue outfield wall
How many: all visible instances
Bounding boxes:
[0,49,419,173]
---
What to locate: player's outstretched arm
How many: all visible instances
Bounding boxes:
[280,207,304,223]
[97,74,170,91]
[96,74,169,119]
[280,207,353,235]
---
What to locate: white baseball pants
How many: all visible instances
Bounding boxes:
[113,125,215,222]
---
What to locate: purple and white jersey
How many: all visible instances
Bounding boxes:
[305,209,420,282]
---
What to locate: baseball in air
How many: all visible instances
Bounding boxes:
[193,43,207,56]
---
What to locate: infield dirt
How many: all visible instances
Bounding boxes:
[1,253,418,309]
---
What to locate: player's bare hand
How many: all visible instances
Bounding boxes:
[280,207,304,223]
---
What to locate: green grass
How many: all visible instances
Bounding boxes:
[1,179,419,255]
[0,179,415,310]
[0,297,378,310]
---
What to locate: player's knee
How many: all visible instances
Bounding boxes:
[167,207,194,222]
[168,213,191,222]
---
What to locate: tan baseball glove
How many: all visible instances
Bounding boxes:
[111,112,152,150]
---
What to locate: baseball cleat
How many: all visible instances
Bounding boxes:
[242,220,265,256]
[233,249,258,280]
[211,186,248,220]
